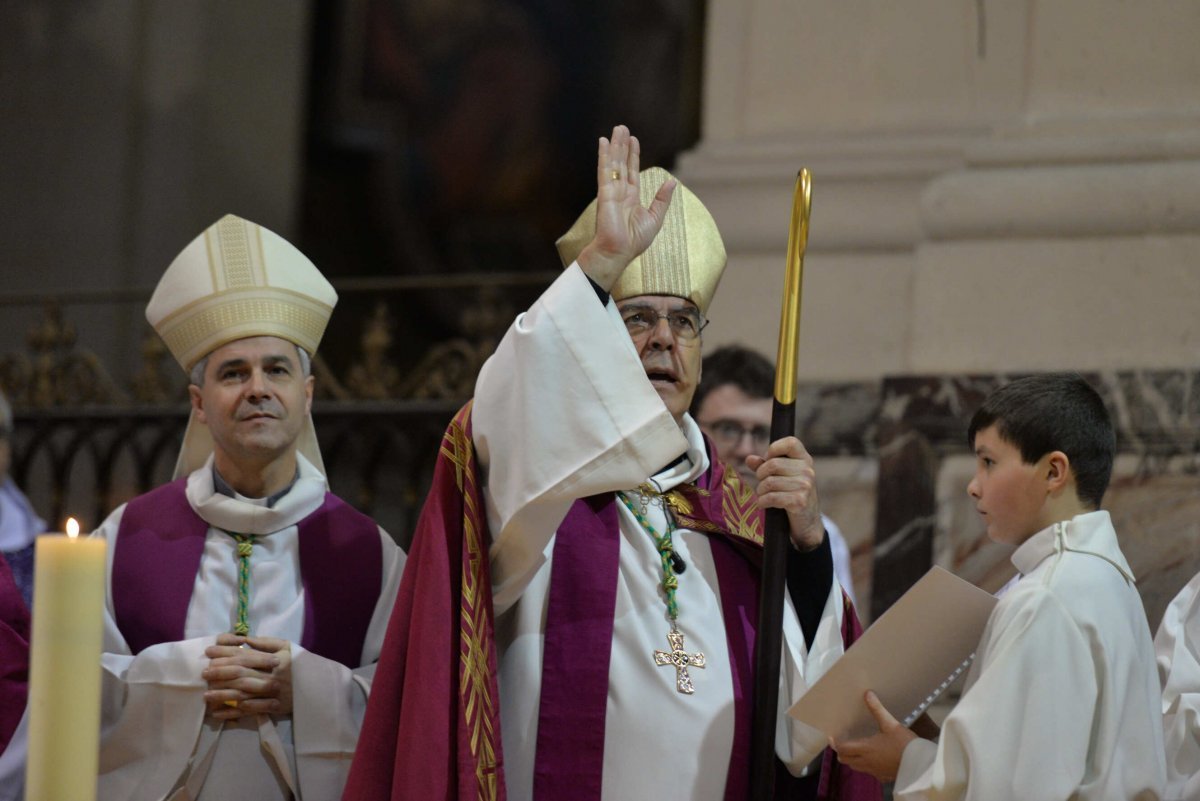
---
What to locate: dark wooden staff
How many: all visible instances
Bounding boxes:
[748,169,812,801]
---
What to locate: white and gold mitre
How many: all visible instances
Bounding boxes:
[146,214,337,371]
[554,166,727,314]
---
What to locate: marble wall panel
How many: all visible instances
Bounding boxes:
[812,456,878,613]
[873,370,1200,630]
[786,380,882,615]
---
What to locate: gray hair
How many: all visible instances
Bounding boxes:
[189,344,311,387]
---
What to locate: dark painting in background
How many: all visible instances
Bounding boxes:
[299,0,707,375]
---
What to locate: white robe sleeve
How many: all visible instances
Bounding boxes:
[893,586,1096,801]
[1156,572,1200,801]
[472,263,689,610]
[92,505,212,800]
[779,574,848,773]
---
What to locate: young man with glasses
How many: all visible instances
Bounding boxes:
[692,345,857,603]
[348,125,877,801]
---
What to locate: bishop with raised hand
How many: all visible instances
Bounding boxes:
[347,126,877,801]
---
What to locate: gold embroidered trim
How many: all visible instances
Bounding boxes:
[158,288,332,368]
[719,468,764,545]
[444,402,502,801]
[217,216,256,287]
[638,177,691,300]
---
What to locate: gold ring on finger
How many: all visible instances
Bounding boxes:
[224,699,239,709]
[610,169,620,182]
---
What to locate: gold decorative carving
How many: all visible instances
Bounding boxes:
[1,288,519,407]
[0,304,126,407]
[344,303,403,400]
[396,287,510,400]
[311,353,351,401]
[130,333,177,404]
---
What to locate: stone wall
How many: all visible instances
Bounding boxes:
[0,1,313,377]
[680,0,1200,619]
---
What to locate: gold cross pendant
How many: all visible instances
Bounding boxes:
[654,628,706,694]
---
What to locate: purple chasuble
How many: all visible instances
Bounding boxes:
[112,478,382,668]
[531,461,766,801]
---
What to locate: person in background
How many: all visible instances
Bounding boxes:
[0,550,29,757]
[0,390,44,609]
[691,344,857,603]
[1154,569,1200,799]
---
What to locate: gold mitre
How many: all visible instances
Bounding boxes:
[146,214,337,371]
[554,166,727,313]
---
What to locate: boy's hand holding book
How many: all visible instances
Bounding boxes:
[831,691,918,782]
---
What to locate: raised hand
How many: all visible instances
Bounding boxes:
[577,124,677,291]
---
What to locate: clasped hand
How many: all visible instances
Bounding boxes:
[202,633,293,720]
[746,436,824,551]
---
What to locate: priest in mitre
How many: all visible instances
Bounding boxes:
[345,126,877,800]
[82,215,405,800]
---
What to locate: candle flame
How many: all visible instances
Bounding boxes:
[66,518,80,538]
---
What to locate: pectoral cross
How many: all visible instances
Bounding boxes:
[654,627,706,694]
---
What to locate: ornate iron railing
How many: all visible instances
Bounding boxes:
[10,400,463,550]
[9,382,882,549]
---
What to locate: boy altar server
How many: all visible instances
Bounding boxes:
[92,215,406,800]
[834,373,1166,800]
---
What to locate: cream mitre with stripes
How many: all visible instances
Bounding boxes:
[554,166,727,314]
[146,214,336,480]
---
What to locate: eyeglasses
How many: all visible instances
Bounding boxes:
[619,304,708,342]
[702,419,771,451]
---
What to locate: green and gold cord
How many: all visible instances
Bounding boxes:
[618,492,680,622]
[231,533,255,636]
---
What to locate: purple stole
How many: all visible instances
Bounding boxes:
[0,552,30,754]
[341,406,878,801]
[111,478,383,668]
[533,459,772,801]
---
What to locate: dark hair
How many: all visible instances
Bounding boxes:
[967,373,1115,508]
[690,344,774,415]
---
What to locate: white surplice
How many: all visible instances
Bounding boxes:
[472,263,845,801]
[93,453,406,801]
[894,511,1166,801]
[1155,571,1200,800]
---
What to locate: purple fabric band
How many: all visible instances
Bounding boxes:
[298,493,383,668]
[531,453,772,801]
[113,479,208,653]
[113,481,382,668]
[710,535,760,801]
[532,495,619,801]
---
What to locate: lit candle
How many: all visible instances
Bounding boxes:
[25,518,106,801]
